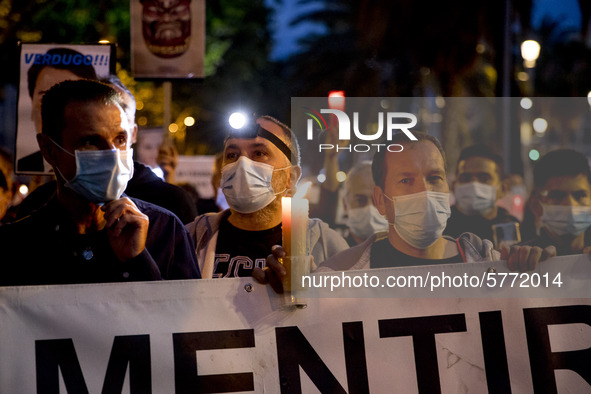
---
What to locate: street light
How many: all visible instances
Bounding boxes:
[521,40,541,68]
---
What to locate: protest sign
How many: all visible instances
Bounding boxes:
[15,43,114,174]
[175,154,215,199]
[1,257,590,393]
[130,0,205,79]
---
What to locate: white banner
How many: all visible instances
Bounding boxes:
[1,257,591,393]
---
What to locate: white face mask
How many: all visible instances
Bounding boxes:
[541,204,591,237]
[384,191,451,249]
[221,156,289,214]
[216,186,230,210]
[454,182,497,216]
[51,139,134,205]
[346,204,389,240]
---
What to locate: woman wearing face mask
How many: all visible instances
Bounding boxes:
[521,149,591,255]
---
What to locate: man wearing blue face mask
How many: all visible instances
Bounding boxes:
[0,79,200,285]
[521,149,591,256]
[185,115,348,279]
[445,144,520,241]
[314,132,554,273]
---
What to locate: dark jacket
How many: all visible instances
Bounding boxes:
[444,206,520,241]
[0,196,200,286]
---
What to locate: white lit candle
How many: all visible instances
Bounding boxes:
[281,183,310,292]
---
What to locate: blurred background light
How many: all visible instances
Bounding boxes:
[532,118,547,134]
[184,116,195,127]
[521,39,541,68]
[520,97,533,109]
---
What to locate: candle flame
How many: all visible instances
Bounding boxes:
[294,181,312,199]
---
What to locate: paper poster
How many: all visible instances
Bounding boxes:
[15,43,114,174]
[130,0,205,79]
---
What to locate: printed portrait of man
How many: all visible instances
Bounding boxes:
[17,47,101,173]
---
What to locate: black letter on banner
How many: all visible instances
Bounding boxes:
[524,305,591,393]
[101,335,151,394]
[479,311,511,394]
[36,338,89,394]
[378,314,467,394]
[173,329,255,393]
[343,322,370,393]
[276,324,369,394]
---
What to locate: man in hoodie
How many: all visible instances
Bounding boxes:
[185,115,348,278]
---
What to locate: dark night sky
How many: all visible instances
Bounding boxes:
[268,0,585,60]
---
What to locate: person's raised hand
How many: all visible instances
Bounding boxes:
[252,245,287,294]
[500,244,556,271]
[102,197,149,262]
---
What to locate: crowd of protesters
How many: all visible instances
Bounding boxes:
[1,77,590,290]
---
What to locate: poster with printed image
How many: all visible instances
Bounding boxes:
[130,0,205,79]
[15,43,115,175]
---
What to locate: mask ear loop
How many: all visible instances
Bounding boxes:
[47,137,75,157]
[273,165,293,197]
[381,192,396,226]
[45,137,76,183]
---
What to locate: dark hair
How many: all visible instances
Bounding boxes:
[41,79,123,143]
[27,48,98,98]
[457,144,504,178]
[371,132,446,189]
[534,149,591,188]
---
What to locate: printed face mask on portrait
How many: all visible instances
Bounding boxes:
[541,204,591,237]
[346,204,389,240]
[221,156,289,214]
[454,182,497,216]
[50,139,134,205]
[383,191,451,249]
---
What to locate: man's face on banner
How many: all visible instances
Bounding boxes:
[31,67,83,134]
[141,0,191,58]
